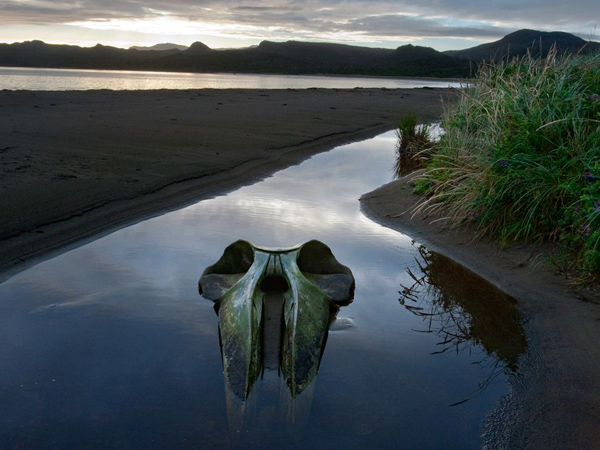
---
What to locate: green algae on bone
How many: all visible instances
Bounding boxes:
[199,240,354,399]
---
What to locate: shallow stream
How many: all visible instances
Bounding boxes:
[0,132,525,449]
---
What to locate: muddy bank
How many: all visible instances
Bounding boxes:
[0,87,455,278]
[360,174,600,449]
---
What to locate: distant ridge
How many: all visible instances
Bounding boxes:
[130,43,188,51]
[0,30,597,78]
[0,38,470,77]
[445,29,599,62]
[186,41,212,54]
[0,40,180,69]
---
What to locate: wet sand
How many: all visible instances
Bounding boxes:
[0,87,454,277]
[361,173,600,449]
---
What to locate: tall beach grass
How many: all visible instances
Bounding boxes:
[394,113,436,177]
[413,49,600,280]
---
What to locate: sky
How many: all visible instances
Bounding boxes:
[0,0,597,51]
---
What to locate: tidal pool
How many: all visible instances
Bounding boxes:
[0,132,525,449]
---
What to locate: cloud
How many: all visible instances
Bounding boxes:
[311,13,513,40]
[0,0,597,47]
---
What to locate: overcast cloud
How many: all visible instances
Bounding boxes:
[0,0,597,50]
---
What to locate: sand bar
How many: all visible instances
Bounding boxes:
[0,87,454,276]
[361,174,600,449]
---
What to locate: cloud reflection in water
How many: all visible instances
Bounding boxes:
[0,131,524,449]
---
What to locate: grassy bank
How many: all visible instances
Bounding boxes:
[407,50,600,280]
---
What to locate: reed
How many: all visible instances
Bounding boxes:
[413,49,600,279]
[395,113,436,177]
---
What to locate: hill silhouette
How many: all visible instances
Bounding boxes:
[0,29,597,78]
[445,29,599,62]
[0,38,470,77]
[130,43,188,52]
[0,40,182,69]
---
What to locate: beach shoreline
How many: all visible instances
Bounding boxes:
[360,174,600,449]
[0,87,455,279]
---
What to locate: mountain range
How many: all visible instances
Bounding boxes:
[129,43,189,52]
[445,29,598,62]
[0,29,597,78]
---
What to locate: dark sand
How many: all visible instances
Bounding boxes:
[0,87,454,277]
[361,173,600,449]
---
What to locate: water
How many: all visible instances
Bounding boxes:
[0,66,463,91]
[0,132,524,449]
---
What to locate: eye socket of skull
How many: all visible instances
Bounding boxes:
[210,240,255,274]
[296,240,355,304]
[198,240,256,300]
[296,240,345,274]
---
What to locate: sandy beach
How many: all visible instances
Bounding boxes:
[361,174,600,449]
[0,87,454,277]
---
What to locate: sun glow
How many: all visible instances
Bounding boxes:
[68,16,286,42]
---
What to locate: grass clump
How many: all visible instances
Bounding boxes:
[394,113,436,177]
[414,49,600,280]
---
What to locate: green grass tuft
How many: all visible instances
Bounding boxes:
[395,113,436,177]
[414,49,600,280]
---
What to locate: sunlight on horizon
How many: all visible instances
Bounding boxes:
[0,0,597,52]
[66,15,436,49]
[67,17,282,43]
[0,14,492,51]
